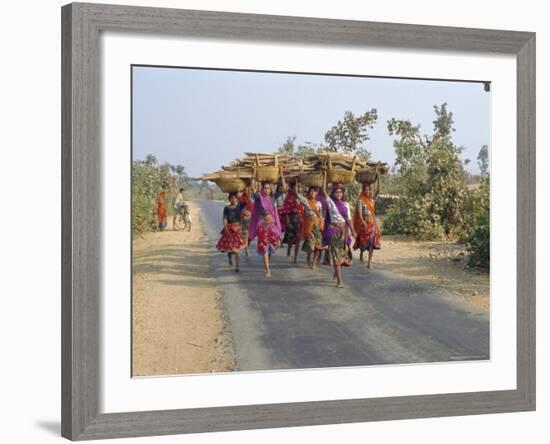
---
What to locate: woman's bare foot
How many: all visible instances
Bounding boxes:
[336,283,345,288]
[265,270,272,278]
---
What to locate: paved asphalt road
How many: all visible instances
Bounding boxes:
[197,200,489,372]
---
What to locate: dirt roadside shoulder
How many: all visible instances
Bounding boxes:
[132,201,234,376]
[371,235,489,311]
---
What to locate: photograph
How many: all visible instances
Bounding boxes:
[131,65,491,377]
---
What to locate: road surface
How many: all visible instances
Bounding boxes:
[197,200,489,372]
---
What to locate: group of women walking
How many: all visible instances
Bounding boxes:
[216,167,381,287]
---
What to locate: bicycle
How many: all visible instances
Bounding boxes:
[174,204,192,231]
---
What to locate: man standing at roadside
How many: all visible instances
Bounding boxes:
[172,187,186,229]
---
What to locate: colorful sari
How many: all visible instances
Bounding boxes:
[321,194,353,247]
[249,186,282,255]
[216,223,246,253]
[280,188,304,246]
[256,221,281,255]
[301,198,325,254]
[322,190,353,266]
[239,192,254,245]
[239,191,254,213]
[156,191,167,230]
[353,193,381,252]
[328,227,349,266]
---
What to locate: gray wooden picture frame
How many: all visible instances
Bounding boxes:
[61,2,536,440]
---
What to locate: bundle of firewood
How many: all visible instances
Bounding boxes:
[200,152,388,185]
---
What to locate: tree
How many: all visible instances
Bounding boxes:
[465,145,490,268]
[296,141,319,156]
[170,164,190,188]
[324,109,378,160]
[278,136,297,155]
[384,103,468,239]
[278,137,326,156]
[145,154,158,165]
[132,155,183,235]
[478,144,489,176]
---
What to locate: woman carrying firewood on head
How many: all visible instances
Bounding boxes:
[353,169,381,268]
[249,166,286,278]
[280,180,305,264]
[319,172,355,288]
[238,185,254,257]
[296,182,326,270]
[216,192,247,272]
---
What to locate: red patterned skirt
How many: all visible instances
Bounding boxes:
[256,221,280,255]
[353,220,381,252]
[216,223,246,253]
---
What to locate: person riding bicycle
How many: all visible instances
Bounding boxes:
[172,188,188,229]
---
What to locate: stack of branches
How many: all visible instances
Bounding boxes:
[200,152,388,182]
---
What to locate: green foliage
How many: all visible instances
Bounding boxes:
[344,181,361,209]
[278,137,324,156]
[278,136,297,155]
[296,141,320,156]
[466,211,490,269]
[383,192,446,238]
[378,172,401,196]
[478,144,489,175]
[465,174,490,268]
[324,109,378,160]
[132,155,182,235]
[170,164,191,188]
[384,103,469,239]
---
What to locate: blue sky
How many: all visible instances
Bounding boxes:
[132,66,491,177]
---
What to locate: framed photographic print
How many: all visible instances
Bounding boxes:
[61,2,535,440]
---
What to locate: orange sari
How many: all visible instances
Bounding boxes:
[301,198,324,239]
[156,191,167,229]
[301,198,325,253]
[353,193,381,251]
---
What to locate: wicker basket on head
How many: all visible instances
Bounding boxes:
[356,167,378,184]
[299,171,324,188]
[356,162,387,184]
[255,154,280,183]
[326,155,357,184]
[216,173,246,193]
[327,168,356,184]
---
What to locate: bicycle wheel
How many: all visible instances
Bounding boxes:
[174,212,185,230]
[185,215,192,232]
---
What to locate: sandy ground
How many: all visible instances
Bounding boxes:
[372,235,490,311]
[132,201,234,376]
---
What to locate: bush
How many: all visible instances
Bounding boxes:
[384,104,470,240]
[466,211,489,269]
[465,176,490,268]
[383,194,446,239]
[132,155,185,235]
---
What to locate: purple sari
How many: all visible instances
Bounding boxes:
[320,192,352,246]
[249,186,282,241]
